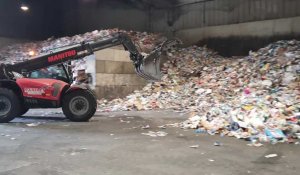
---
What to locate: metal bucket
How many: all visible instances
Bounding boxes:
[136,39,182,81]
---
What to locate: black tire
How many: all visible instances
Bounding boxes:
[20,106,29,116]
[0,88,21,123]
[62,89,97,122]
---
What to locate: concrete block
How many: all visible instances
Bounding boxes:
[96,73,147,86]
[95,49,113,60]
[96,74,115,86]
[95,48,131,62]
[114,74,146,86]
[122,62,136,74]
[96,60,105,73]
[114,49,130,61]
[96,60,135,74]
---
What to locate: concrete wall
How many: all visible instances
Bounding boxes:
[151,0,300,33]
[176,16,300,56]
[177,16,300,45]
[94,46,147,100]
[149,0,300,56]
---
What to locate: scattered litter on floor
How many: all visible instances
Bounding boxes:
[213,141,222,146]
[141,125,150,129]
[189,145,200,149]
[247,143,264,147]
[158,125,167,129]
[142,131,168,137]
[69,148,88,156]
[70,152,77,156]
[195,128,207,134]
[265,154,278,158]
[1,133,17,141]
[119,119,131,124]
[26,123,41,127]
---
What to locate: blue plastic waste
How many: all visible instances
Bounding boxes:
[265,128,286,140]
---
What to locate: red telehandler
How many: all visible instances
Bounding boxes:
[0,33,179,122]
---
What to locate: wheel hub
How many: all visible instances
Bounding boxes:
[69,96,89,116]
[75,100,85,110]
[0,96,11,116]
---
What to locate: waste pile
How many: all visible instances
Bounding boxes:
[1,29,299,144]
[99,40,300,144]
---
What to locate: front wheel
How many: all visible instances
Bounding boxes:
[0,88,20,123]
[62,90,97,122]
[20,106,30,116]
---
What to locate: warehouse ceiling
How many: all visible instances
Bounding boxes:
[0,0,178,39]
[78,0,177,9]
[126,0,176,8]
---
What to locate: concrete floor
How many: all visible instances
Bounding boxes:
[0,109,299,175]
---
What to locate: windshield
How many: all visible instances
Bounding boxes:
[28,65,69,83]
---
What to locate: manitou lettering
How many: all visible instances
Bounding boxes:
[48,50,77,63]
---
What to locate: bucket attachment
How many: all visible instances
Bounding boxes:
[135,39,182,81]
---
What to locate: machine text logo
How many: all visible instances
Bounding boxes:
[24,88,45,95]
[48,50,77,63]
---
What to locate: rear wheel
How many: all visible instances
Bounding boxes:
[0,88,20,123]
[62,90,97,122]
[20,106,29,116]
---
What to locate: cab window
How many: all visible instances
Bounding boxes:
[29,65,69,82]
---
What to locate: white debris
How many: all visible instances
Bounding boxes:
[265,154,278,158]
[141,131,168,137]
[26,123,41,127]
[189,145,200,148]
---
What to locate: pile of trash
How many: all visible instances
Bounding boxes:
[1,29,299,144]
[99,40,300,144]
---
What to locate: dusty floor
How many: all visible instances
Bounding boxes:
[0,109,299,175]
